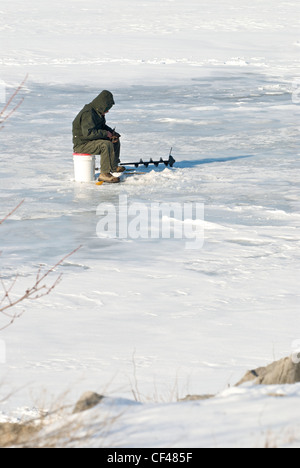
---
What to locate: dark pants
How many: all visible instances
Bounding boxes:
[74,140,121,173]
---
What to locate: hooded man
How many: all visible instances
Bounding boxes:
[72,90,124,183]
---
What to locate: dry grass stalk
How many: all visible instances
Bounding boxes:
[0,400,121,448]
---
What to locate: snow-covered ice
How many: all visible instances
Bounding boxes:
[0,0,299,448]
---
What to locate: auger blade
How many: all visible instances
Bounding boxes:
[121,152,176,169]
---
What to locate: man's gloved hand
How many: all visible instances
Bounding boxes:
[107,130,121,144]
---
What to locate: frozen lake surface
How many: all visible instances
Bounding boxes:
[0,0,300,448]
[1,77,299,399]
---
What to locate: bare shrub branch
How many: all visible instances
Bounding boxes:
[0,75,28,131]
[0,247,81,332]
[0,200,25,227]
[0,202,81,331]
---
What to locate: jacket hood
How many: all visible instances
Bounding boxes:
[91,90,115,114]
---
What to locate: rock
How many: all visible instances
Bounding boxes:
[73,391,105,414]
[236,356,300,386]
[179,394,214,402]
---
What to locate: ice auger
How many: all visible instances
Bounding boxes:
[121,149,175,169]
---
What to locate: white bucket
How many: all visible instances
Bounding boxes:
[73,153,96,182]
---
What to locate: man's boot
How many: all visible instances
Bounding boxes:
[114,166,126,173]
[98,173,120,184]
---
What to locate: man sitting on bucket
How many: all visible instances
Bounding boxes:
[72,90,124,184]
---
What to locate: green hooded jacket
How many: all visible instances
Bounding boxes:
[72,90,115,150]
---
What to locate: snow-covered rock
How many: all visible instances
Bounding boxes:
[237,356,300,386]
